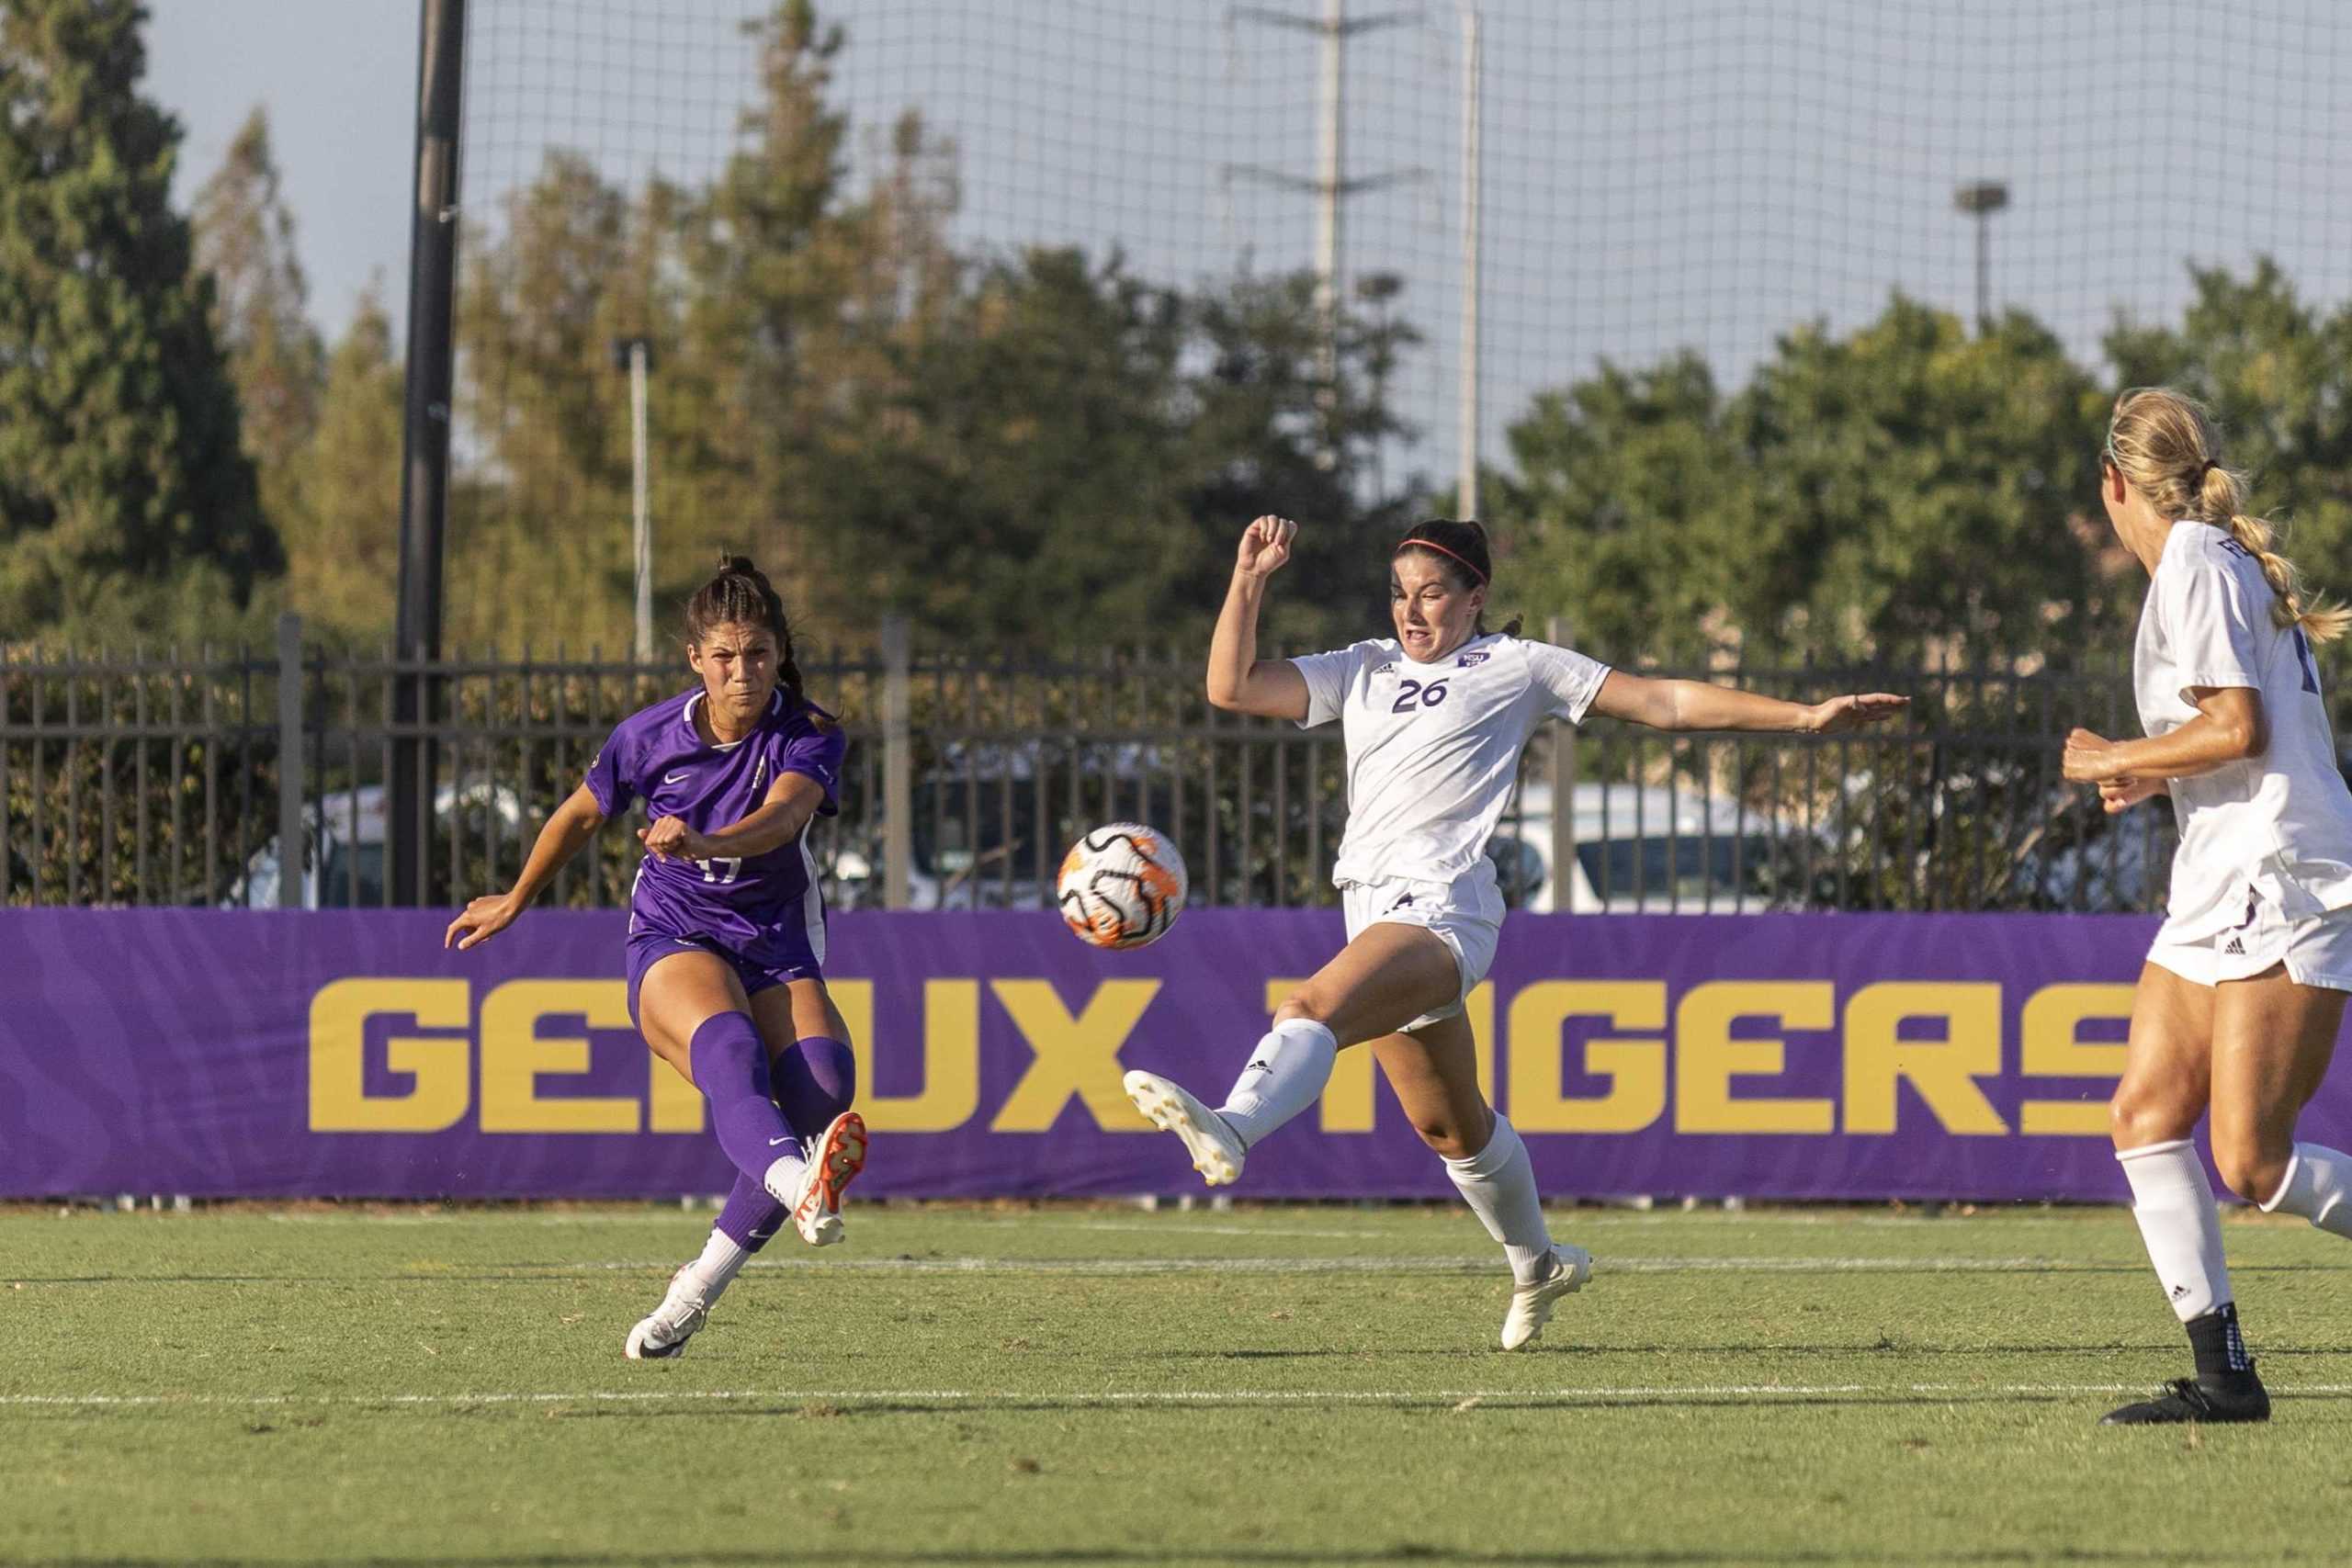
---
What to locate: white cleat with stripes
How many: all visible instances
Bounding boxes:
[1499,1244,1593,1351]
[1123,1070,1245,1187]
[624,1265,709,1360]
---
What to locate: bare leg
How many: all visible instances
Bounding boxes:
[2208,965,2346,1203]
[1376,1014,1586,1339]
[2099,962,2264,1422]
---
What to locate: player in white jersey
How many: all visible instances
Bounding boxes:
[2064,388,2352,1425]
[1124,515,1904,1348]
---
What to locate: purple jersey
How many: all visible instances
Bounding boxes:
[584,687,847,975]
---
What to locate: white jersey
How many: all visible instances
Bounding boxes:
[1291,633,1611,888]
[2135,519,2352,941]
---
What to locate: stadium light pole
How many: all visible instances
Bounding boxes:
[1355,272,1402,495]
[1227,1,1421,472]
[1953,180,2008,335]
[393,0,466,907]
[613,337,655,664]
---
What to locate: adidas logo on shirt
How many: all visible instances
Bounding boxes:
[2222,937,2246,956]
[1371,662,1396,676]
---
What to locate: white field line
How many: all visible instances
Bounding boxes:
[11,1254,2284,1285]
[211,1213,2154,1241]
[682,1254,2138,1275]
[10,1382,2352,1412]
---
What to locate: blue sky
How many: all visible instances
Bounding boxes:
[145,1,2352,479]
[151,0,416,340]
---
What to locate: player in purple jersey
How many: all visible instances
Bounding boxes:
[446,556,867,1360]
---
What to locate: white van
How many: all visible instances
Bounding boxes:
[1484,779,1799,913]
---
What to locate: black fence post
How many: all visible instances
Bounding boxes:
[392,0,466,906]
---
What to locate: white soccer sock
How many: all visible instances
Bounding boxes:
[2259,1142,2352,1238]
[1215,1019,1338,1149]
[1443,1113,1555,1285]
[760,1151,808,1207]
[2118,1139,2234,1324]
[684,1227,752,1303]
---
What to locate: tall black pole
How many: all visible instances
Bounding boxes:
[393,0,465,906]
[1952,180,2007,338]
[1974,214,1990,335]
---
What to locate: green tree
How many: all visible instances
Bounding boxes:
[442,0,1421,659]
[288,286,401,643]
[448,149,638,651]
[803,247,1193,649]
[1498,296,2104,668]
[1173,269,1421,649]
[1494,351,1736,665]
[190,106,321,557]
[0,0,279,646]
[2105,259,2352,623]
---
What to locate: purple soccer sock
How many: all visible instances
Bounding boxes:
[713,1172,786,1253]
[772,1035,858,1145]
[687,1012,802,1190]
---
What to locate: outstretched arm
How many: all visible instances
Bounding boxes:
[444,783,607,949]
[1588,671,1908,734]
[1206,514,1311,721]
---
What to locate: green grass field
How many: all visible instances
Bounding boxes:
[5,1201,2350,1566]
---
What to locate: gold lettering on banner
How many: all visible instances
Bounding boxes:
[1507,981,1668,1133]
[647,1039,705,1134]
[479,980,639,1134]
[831,978,981,1134]
[989,978,1159,1133]
[2019,983,2133,1136]
[1675,981,1836,1134]
[1842,982,2007,1135]
[307,978,471,1133]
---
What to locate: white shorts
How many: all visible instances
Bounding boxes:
[2146,890,2352,991]
[1340,861,1506,1032]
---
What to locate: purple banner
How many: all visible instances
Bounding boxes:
[7,908,2349,1201]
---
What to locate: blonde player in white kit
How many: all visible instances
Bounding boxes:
[1124,515,1905,1348]
[2065,388,2352,1425]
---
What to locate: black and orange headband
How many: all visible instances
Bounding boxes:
[1394,535,1488,587]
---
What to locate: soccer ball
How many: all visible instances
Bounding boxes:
[1057,823,1188,949]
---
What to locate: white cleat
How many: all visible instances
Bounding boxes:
[1123,1070,1246,1187]
[1499,1244,1593,1351]
[774,1111,868,1247]
[624,1265,709,1360]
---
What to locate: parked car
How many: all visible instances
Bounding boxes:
[831,744,1178,910]
[1487,780,1804,913]
[230,782,524,908]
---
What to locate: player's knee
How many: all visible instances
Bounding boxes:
[2211,1136,2290,1205]
[2109,1083,2197,1152]
[1412,1115,1475,1158]
[1272,995,1333,1028]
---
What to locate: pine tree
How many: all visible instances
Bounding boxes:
[191,106,322,556]
[288,285,401,644]
[0,0,280,645]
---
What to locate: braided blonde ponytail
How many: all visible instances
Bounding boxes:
[2109,389,2352,645]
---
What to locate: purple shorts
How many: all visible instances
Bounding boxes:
[625,931,821,1031]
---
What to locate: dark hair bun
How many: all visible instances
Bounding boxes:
[717,552,760,578]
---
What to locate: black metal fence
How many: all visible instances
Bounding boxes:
[3,620,2193,916]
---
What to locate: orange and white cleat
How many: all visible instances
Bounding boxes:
[787,1111,867,1247]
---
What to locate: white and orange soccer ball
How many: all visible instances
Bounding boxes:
[1057,822,1188,949]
